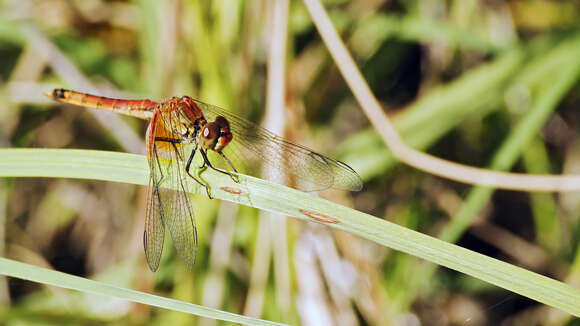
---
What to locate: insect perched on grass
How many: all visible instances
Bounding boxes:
[45,89,363,271]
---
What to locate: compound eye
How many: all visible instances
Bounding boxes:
[202,123,219,141]
[215,116,229,129]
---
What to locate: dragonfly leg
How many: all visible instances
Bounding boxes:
[218,151,238,173]
[154,137,213,198]
[185,147,213,199]
[155,137,181,143]
[218,151,240,183]
[200,149,239,183]
[154,137,184,162]
[152,137,181,185]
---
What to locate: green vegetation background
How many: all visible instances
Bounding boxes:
[1,0,580,325]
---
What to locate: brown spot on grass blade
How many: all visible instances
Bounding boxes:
[299,209,340,224]
[220,186,243,195]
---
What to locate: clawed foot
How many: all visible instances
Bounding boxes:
[229,173,239,184]
[204,185,213,199]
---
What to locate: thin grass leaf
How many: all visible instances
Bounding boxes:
[0,257,286,326]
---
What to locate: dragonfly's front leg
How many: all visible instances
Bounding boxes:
[184,146,213,199]
[199,149,240,183]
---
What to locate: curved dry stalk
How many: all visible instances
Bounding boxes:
[303,0,580,192]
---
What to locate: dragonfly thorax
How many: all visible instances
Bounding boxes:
[161,97,205,141]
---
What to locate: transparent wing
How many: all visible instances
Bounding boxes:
[146,110,198,270]
[194,100,363,192]
[144,175,164,272]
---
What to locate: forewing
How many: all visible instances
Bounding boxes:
[147,110,198,269]
[195,100,363,191]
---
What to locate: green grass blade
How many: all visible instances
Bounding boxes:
[0,148,579,316]
[0,257,285,326]
[522,138,560,252]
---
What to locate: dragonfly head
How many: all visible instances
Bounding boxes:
[199,116,232,152]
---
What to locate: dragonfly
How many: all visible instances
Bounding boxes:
[45,88,363,271]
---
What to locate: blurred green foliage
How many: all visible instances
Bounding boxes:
[1,0,580,325]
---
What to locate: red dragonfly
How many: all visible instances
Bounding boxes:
[45,88,363,271]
